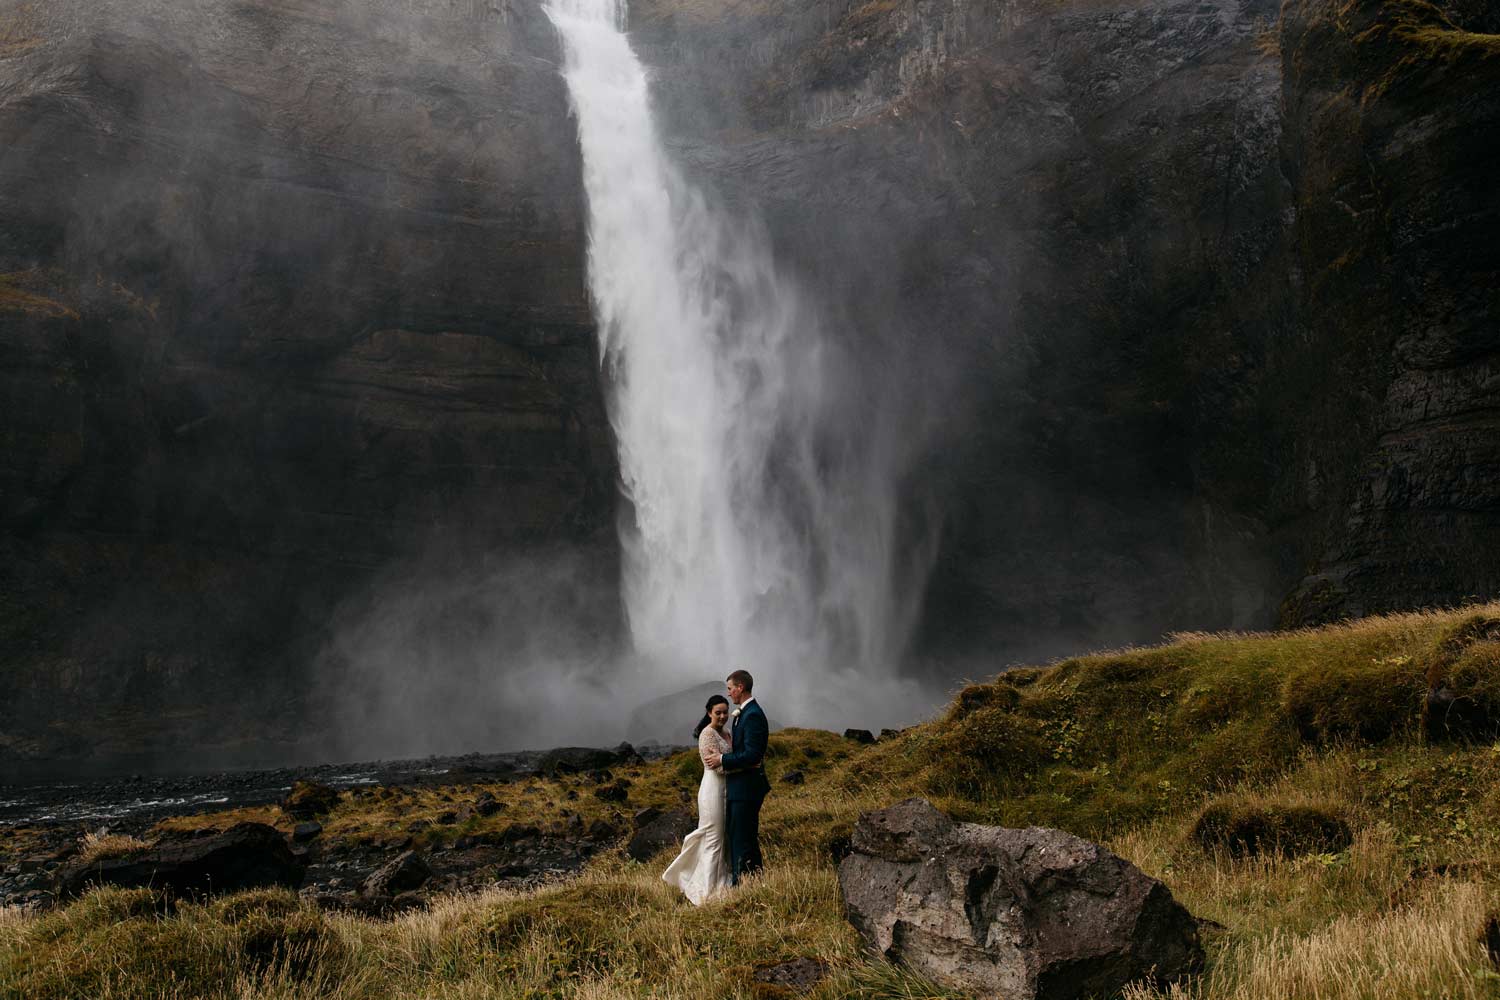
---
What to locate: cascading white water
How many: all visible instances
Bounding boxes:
[545,0,928,724]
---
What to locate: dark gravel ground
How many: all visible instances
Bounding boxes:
[0,743,686,912]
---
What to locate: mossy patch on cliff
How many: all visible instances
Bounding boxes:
[0,271,78,321]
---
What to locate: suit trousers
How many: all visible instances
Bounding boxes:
[725,796,764,884]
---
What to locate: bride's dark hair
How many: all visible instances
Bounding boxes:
[693,695,731,739]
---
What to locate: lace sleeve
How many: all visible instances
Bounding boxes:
[698,726,721,769]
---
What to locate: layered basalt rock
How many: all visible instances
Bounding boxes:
[632,0,1500,652]
[0,0,616,771]
[1274,0,1500,624]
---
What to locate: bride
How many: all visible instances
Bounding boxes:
[662,695,733,904]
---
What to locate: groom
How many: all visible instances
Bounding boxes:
[705,669,769,884]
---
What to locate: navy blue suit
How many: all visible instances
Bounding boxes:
[720,698,770,883]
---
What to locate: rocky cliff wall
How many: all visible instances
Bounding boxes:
[630,0,1500,659]
[632,0,1295,662]
[1275,0,1500,624]
[0,0,618,771]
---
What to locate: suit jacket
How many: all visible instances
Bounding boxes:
[721,699,771,802]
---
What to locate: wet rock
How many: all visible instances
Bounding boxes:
[56,822,305,900]
[838,799,1201,999]
[626,810,695,862]
[843,729,876,745]
[489,824,543,845]
[752,957,829,997]
[282,782,341,821]
[292,821,323,843]
[587,819,621,842]
[362,851,432,897]
[537,744,642,778]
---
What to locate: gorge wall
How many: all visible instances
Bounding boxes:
[1,0,1496,771]
[0,0,619,772]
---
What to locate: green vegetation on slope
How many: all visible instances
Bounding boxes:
[7,605,1500,998]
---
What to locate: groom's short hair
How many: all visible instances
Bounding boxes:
[726,669,754,692]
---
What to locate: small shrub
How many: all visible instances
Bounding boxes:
[77,831,150,868]
[210,887,301,924]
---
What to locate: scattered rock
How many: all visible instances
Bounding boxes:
[594,783,629,803]
[588,769,614,785]
[472,792,503,817]
[1192,802,1352,858]
[281,781,342,821]
[752,957,829,998]
[626,810,696,862]
[781,770,805,785]
[587,819,620,842]
[843,729,876,745]
[291,821,323,843]
[56,822,306,900]
[492,824,543,845]
[632,806,662,829]
[435,811,458,825]
[839,798,1202,1000]
[537,744,642,778]
[878,728,906,741]
[362,851,432,897]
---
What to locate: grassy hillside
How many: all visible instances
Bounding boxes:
[8,605,1500,998]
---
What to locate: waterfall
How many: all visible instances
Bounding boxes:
[545,0,927,724]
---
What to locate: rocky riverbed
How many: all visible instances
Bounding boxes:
[0,741,689,914]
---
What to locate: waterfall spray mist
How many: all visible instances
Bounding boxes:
[546,0,935,728]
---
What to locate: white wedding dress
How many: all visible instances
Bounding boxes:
[661,724,733,904]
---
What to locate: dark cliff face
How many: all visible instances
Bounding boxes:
[632,0,1295,661]
[630,0,1500,660]
[0,0,618,771]
[1274,0,1500,624]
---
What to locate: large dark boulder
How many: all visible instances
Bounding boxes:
[56,823,305,900]
[838,799,1201,1000]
